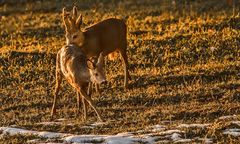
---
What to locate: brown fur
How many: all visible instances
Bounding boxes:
[62,7,131,88]
[227,0,233,6]
[51,44,106,121]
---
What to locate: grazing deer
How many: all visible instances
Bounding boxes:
[62,6,131,89]
[51,44,106,121]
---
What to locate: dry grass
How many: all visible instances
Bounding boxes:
[0,0,240,143]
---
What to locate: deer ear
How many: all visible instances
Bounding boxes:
[72,6,78,21]
[97,52,104,65]
[76,14,83,29]
[87,59,95,69]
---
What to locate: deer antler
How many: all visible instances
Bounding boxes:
[72,6,78,21]
[62,7,71,31]
[76,14,82,28]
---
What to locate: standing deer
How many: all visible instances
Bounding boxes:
[51,44,106,121]
[62,6,131,89]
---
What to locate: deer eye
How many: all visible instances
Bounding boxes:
[73,35,77,39]
[95,73,98,76]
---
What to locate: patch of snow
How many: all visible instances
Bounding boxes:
[218,115,237,120]
[0,118,228,144]
[64,134,145,144]
[178,123,210,128]
[223,128,240,137]
[105,135,142,144]
[159,129,184,135]
[223,128,240,132]
[231,121,240,126]
[64,135,105,143]
[174,138,192,143]
[139,134,159,143]
[223,131,240,137]
[0,127,69,139]
[170,133,182,141]
[148,124,166,132]
[0,127,150,144]
[0,127,37,136]
[38,131,68,139]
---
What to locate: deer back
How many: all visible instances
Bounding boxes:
[82,18,127,57]
[59,44,90,85]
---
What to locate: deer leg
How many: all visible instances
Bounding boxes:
[76,91,81,113]
[81,96,87,121]
[87,82,93,95]
[79,88,102,122]
[51,53,62,118]
[120,49,131,89]
[51,69,62,118]
[95,83,101,95]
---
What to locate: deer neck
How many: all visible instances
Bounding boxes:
[81,31,100,58]
[78,32,85,47]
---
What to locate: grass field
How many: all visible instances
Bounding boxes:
[0,0,240,143]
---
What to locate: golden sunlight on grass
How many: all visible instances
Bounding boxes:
[0,0,240,143]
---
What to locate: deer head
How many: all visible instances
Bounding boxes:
[62,6,85,46]
[87,52,106,84]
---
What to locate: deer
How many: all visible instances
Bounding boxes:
[51,44,106,122]
[62,6,131,89]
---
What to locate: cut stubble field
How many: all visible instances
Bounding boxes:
[0,0,240,143]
